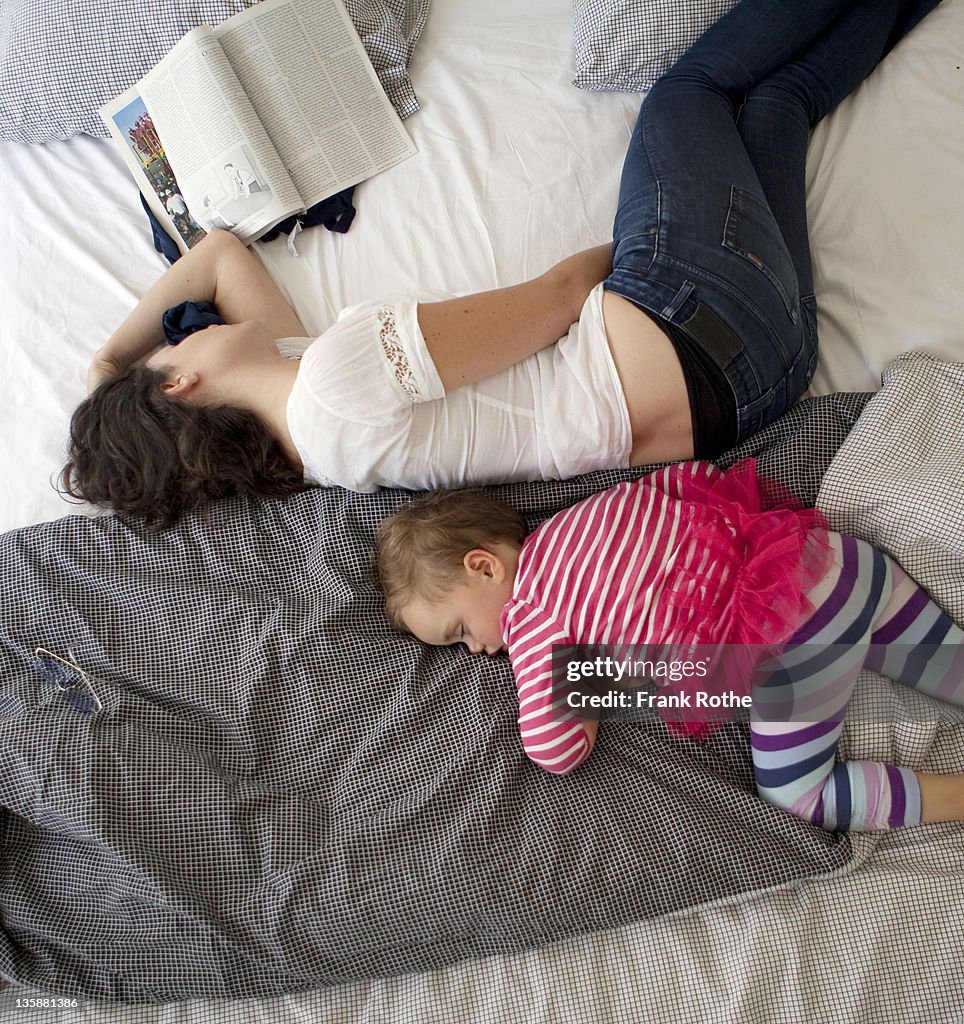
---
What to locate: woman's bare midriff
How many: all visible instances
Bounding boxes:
[601,290,695,466]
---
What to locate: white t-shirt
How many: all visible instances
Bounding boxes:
[285,282,631,491]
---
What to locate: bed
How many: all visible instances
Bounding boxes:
[1,0,963,1020]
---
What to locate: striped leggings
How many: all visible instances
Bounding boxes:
[751,533,964,832]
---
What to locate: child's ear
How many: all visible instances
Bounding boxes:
[463,548,504,580]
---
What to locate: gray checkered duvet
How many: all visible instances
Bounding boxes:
[0,393,867,1003]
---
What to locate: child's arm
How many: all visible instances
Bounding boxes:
[509,608,602,775]
[518,681,597,774]
[581,720,599,755]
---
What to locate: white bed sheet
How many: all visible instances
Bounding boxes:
[2,0,964,1020]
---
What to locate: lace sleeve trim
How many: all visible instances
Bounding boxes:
[377,305,420,402]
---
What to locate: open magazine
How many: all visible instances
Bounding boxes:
[100,0,417,254]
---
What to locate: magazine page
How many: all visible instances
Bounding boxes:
[137,26,304,245]
[100,87,207,255]
[215,0,417,207]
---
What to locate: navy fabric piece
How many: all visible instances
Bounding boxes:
[161,301,226,346]
[142,187,358,265]
[140,194,183,265]
[258,186,357,241]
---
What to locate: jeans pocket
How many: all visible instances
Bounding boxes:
[722,186,800,323]
[800,293,819,382]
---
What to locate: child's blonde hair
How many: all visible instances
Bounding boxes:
[375,490,527,630]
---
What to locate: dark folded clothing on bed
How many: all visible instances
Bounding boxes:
[143,187,358,265]
[161,300,225,344]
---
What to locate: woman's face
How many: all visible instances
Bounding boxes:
[145,320,278,388]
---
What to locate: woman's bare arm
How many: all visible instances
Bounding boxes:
[416,244,612,391]
[88,230,308,391]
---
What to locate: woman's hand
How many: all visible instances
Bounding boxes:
[87,350,125,393]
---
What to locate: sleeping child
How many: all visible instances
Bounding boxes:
[375,460,964,833]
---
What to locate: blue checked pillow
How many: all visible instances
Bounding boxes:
[818,352,964,625]
[0,0,256,143]
[572,0,738,92]
[0,0,427,144]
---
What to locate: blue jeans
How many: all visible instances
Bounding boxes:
[605,0,941,448]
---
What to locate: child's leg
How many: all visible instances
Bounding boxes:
[751,533,964,832]
[861,556,964,825]
[864,556,964,702]
[751,535,915,831]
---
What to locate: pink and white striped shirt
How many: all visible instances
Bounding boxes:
[499,460,819,774]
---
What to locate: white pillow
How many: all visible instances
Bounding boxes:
[817,352,964,624]
[571,0,737,92]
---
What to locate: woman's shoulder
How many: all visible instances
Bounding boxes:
[300,291,450,408]
[294,298,407,373]
[302,291,453,366]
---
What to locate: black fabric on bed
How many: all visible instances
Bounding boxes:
[0,392,869,1003]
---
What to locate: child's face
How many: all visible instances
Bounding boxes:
[403,547,516,656]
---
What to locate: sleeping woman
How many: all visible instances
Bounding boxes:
[62,0,941,528]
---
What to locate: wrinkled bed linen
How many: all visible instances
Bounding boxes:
[0,394,866,1003]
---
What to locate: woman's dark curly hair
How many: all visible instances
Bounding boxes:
[59,365,306,530]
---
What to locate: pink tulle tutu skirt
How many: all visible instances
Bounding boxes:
[652,458,833,739]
